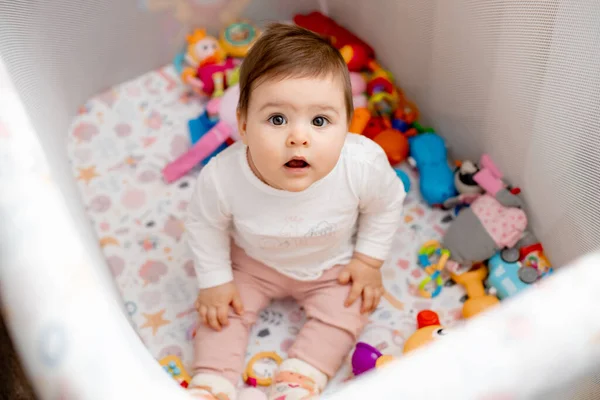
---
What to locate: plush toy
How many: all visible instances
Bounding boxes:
[442,159,484,210]
[293,11,375,61]
[442,155,529,270]
[409,132,457,206]
[180,28,239,97]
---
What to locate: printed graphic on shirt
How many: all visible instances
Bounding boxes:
[258,218,340,250]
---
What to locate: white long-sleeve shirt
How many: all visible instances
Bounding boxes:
[185,133,406,289]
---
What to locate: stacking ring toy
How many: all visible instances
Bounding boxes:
[220,22,260,58]
[243,351,283,387]
[417,240,450,298]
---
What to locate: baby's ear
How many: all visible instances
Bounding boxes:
[236,109,248,145]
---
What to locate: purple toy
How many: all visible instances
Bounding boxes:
[351,342,382,376]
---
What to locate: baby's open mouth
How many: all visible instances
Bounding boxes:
[285,159,309,168]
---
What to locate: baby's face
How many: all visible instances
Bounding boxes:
[239,75,348,192]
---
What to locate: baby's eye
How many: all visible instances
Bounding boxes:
[268,114,287,126]
[312,116,329,127]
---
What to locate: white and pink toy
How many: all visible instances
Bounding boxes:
[162,83,240,183]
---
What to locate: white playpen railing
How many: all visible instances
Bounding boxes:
[2,54,600,400]
[2,0,600,397]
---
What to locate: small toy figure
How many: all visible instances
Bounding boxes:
[403,310,449,353]
[180,28,238,97]
[442,160,484,210]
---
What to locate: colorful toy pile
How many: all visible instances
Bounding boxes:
[163,21,259,183]
[163,12,434,184]
[409,150,554,319]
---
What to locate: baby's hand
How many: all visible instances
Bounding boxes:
[195,282,244,331]
[338,255,384,314]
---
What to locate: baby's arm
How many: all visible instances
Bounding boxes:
[186,161,243,330]
[339,146,406,313]
[354,150,406,265]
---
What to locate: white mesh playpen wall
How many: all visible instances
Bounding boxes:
[1,0,600,399]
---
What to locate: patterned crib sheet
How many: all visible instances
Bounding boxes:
[67,65,465,393]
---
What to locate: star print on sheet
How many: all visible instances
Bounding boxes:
[141,309,171,336]
[77,166,100,185]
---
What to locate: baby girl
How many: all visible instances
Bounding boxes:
[185,23,406,400]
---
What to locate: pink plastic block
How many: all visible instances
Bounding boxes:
[162,121,232,183]
[479,154,503,179]
[473,169,503,196]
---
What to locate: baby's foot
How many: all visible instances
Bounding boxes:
[268,359,328,400]
[188,374,237,400]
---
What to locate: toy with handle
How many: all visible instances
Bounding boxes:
[162,83,240,183]
[451,265,499,318]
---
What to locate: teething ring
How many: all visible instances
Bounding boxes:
[243,351,283,387]
[417,241,450,298]
[418,271,444,298]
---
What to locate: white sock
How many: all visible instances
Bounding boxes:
[188,373,237,400]
[269,358,328,400]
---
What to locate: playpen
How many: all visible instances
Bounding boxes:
[1,0,600,398]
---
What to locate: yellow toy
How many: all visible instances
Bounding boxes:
[403,310,449,354]
[451,264,500,319]
[243,351,283,387]
[159,355,192,388]
[219,21,260,58]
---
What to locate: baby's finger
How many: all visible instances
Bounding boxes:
[362,286,374,313]
[207,307,221,331]
[232,291,244,315]
[338,268,351,284]
[199,305,208,326]
[373,288,383,310]
[345,282,362,307]
[217,305,229,327]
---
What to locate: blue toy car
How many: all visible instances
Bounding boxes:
[408,132,457,206]
[487,252,534,299]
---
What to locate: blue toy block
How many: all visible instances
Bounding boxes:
[187,111,227,166]
[189,111,218,145]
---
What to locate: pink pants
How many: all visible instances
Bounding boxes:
[193,245,368,384]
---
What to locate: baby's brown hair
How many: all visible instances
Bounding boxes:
[237,23,354,122]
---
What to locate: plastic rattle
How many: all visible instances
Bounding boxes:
[159,355,191,388]
[403,310,449,354]
[451,264,499,318]
[351,342,394,376]
[417,240,450,298]
[243,351,283,387]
